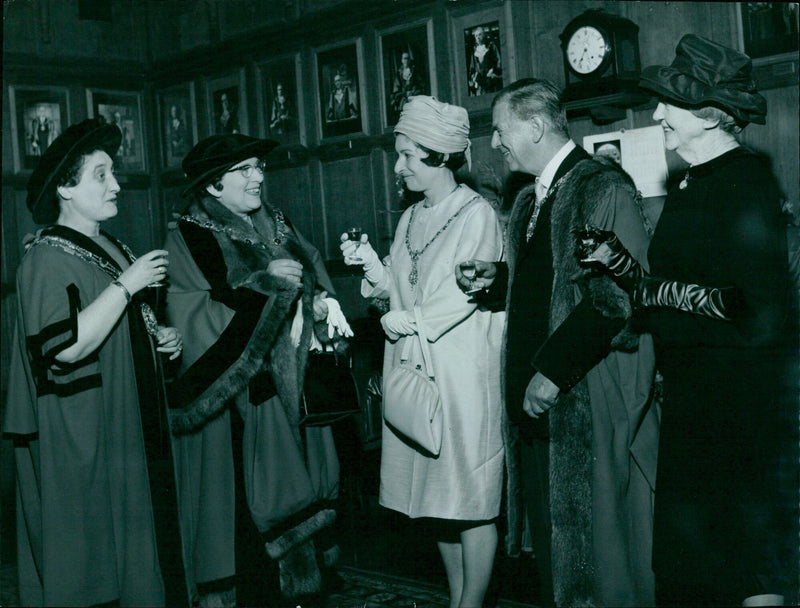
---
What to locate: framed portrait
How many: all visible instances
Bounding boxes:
[257,54,305,144]
[8,85,70,173]
[740,2,799,59]
[206,69,248,136]
[157,82,198,169]
[314,40,366,140]
[378,20,436,129]
[450,6,514,111]
[87,89,146,173]
[739,2,799,89]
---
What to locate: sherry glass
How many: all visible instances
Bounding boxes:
[347,226,363,262]
[459,261,482,294]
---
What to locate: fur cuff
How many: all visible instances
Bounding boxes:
[170,285,299,435]
[278,540,322,598]
[265,508,336,561]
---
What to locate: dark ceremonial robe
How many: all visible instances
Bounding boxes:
[481,146,659,606]
[4,226,177,607]
[164,197,339,602]
[643,148,798,602]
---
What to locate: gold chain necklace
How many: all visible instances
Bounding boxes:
[404,194,478,286]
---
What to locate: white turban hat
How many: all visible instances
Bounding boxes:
[394,96,472,170]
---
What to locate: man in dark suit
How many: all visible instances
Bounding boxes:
[456,78,659,606]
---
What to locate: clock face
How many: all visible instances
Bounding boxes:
[566,25,609,75]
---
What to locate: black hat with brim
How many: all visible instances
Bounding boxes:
[639,34,766,125]
[26,118,122,225]
[181,134,279,198]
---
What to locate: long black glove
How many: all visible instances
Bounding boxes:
[576,225,745,322]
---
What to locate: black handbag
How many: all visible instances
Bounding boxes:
[301,351,360,426]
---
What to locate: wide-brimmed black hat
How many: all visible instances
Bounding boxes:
[181,134,278,197]
[26,117,122,224]
[639,34,766,125]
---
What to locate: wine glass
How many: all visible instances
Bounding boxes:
[459,261,482,294]
[347,226,363,262]
[149,253,168,288]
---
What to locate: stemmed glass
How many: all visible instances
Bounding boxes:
[347,226,363,262]
[459,260,482,294]
[148,253,168,288]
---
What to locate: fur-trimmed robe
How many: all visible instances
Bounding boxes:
[502,156,659,606]
[164,197,339,601]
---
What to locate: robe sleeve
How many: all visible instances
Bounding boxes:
[532,182,649,392]
[164,223,274,409]
[15,245,104,400]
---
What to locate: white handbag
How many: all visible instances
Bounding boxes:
[382,307,443,456]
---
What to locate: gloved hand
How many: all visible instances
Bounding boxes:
[322,297,353,338]
[576,225,644,285]
[633,277,745,322]
[576,225,744,322]
[380,310,416,340]
[340,233,385,284]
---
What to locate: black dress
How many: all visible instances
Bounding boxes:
[643,147,798,603]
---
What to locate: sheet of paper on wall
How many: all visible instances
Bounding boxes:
[583,125,668,198]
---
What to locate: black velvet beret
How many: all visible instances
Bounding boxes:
[26,118,122,225]
[181,134,278,198]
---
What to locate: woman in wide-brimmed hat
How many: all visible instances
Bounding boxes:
[340,96,505,607]
[579,35,797,605]
[3,117,184,606]
[163,133,353,605]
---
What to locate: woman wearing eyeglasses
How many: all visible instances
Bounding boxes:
[163,134,352,606]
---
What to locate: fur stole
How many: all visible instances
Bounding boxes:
[169,197,317,440]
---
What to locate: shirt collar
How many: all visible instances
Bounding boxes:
[538,140,576,194]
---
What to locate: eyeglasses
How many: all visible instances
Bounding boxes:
[227,159,267,179]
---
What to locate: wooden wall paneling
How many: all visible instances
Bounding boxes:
[468,132,507,208]
[12,190,38,264]
[160,184,187,236]
[1,183,21,289]
[524,0,619,87]
[1,79,16,176]
[741,85,800,205]
[376,147,404,258]
[2,0,149,64]
[264,164,323,251]
[319,154,379,260]
[103,188,159,255]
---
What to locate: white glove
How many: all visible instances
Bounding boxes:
[323,297,353,338]
[340,233,385,284]
[380,310,416,340]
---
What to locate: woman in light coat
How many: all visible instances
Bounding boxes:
[341,95,505,608]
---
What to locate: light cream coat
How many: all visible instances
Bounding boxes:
[363,185,506,520]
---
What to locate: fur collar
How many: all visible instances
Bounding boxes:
[170,197,316,440]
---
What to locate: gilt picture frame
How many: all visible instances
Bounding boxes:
[256,53,305,145]
[157,82,198,169]
[8,85,70,174]
[377,20,436,130]
[314,39,367,141]
[206,69,249,137]
[449,5,514,112]
[87,88,147,174]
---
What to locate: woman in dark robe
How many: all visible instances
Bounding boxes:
[4,117,184,607]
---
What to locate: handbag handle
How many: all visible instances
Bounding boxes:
[399,307,436,380]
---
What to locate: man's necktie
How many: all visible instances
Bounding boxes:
[526,177,548,242]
